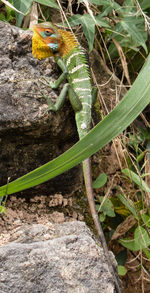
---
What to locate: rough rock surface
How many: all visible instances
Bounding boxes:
[0,221,121,293]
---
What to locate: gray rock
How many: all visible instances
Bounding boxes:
[0,221,121,293]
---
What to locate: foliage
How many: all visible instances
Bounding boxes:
[96,196,115,222]
[0,205,7,214]
[0,0,59,26]
[119,225,150,250]
[0,0,16,22]
[92,173,107,189]
[118,265,127,276]
[95,127,150,277]
[68,0,149,56]
[13,0,59,26]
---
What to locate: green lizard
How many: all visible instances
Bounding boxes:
[32,22,121,292]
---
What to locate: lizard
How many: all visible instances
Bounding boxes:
[32,22,121,292]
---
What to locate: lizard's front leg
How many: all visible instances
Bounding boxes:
[38,58,69,111]
[39,83,69,112]
[48,58,68,89]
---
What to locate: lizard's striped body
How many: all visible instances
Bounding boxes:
[32,22,121,293]
[64,46,92,139]
[32,23,93,139]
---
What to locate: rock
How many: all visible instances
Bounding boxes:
[0,221,121,293]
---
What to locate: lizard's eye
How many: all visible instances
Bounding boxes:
[45,30,53,36]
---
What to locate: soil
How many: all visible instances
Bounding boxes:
[0,193,84,246]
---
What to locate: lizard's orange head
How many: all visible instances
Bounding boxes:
[32,22,63,59]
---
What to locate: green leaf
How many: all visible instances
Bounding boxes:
[92,173,107,189]
[67,14,83,26]
[140,0,150,10]
[117,193,138,219]
[99,213,106,222]
[13,0,33,27]
[99,196,115,217]
[118,265,127,276]
[80,14,95,52]
[120,17,147,53]
[13,0,59,27]
[119,0,136,16]
[141,214,150,228]
[108,35,132,59]
[119,226,150,251]
[136,151,145,163]
[143,248,150,259]
[119,237,138,251]
[122,168,150,193]
[94,14,110,28]
[68,14,95,51]
[0,206,7,215]
[134,226,150,249]
[36,0,59,9]
[0,54,150,196]
[81,0,106,4]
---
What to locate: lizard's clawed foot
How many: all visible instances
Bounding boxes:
[38,77,57,89]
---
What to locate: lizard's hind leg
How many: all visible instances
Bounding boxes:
[68,86,82,112]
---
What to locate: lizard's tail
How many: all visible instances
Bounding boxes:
[83,158,122,293]
[83,158,109,253]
